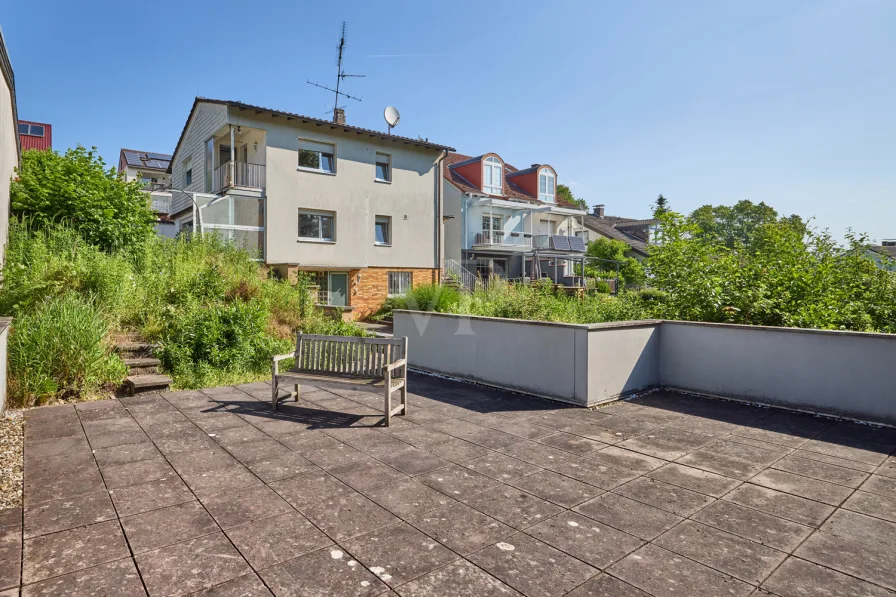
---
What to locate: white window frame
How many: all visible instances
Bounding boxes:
[298,139,336,174]
[482,156,503,195]
[388,272,412,297]
[298,209,336,242]
[375,152,392,182]
[539,168,556,203]
[374,215,391,246]
[183,156,193,186]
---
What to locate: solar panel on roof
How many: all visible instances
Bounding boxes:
[568,236,586,252]
[147,152,171,160]
[551,235,571,251]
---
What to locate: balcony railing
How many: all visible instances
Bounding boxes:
[149,192,171,214]
[213,161,265,193]
[473,229,532,247]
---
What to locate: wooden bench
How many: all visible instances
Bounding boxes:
[271,333,409,426]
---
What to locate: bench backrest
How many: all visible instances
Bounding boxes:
[292,333,407,378]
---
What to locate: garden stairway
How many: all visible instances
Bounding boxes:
[115,341,172,395]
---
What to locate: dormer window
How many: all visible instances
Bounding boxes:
[483,156,503,195]
[539,168,555,203]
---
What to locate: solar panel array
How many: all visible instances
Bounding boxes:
[551,235,571,251]
[568,236,586,252]
[143,159,169,169]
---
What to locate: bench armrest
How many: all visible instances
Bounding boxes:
[384,359,407,373]
[272,353,295,375]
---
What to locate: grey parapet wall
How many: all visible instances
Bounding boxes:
[0,318,10,414]
[393,311,896,425]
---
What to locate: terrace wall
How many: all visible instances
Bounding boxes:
[393,311,896,425]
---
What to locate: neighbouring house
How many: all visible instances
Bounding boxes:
[0,26,19,412]
[582,204,657,259]
[869,239,896,271]
[17,119,50,151]
[166,97,454,319]
[118,149,176,237]
[442,152,588,286]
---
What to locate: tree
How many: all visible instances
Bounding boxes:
[557,183,587,211]
[652,194,669,217]
[11,146,156,252]
[584,237,646,288]
[687,200,804,248]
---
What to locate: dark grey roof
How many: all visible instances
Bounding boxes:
[120,149,172,171]
[870,245,896,258]
[583,214,651,256]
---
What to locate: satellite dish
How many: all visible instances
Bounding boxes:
[384,106,400,133]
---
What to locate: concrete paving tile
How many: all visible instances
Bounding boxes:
[691,499,813,552]
[537,432,607,456]
[259,545,388,597]
[167,447,239,477]
[200,484,294,530]
[563,574,650,597]
[858,473,896,497]
[463,452,541,482]
[656,520,786,584]
[24,489,116,539]
[725,484,834,527]
[405,501,515,554]
[574,492,683,541]
[468,533,598,597]
[527,512,643,569]
[374,447,450,476]
[226,512,332,568]
[480,416,558,441]
[749,469,852,506]
[304,442,367,470]
[20,557,146,597]
[730,412,831,448]
[24,419,83,442]
[0,526,21,590]
[800,438,890,467]
[420,437,489,463]
[593,415,660,437]
[875,456,896,479]
[587,446,665,473]
[130,409,189,427]
[269,470,352,510]
[509,470,603,508]
[677,440,786,480]
[190,413,249,434]
[187,573,272,596]
[796,510,896,591]
[300,490,400,541]
[762,556,894,597]
[364,479,455,518]
[22,520,130,584]
[842,490,896,523]
[318,458,404,492]
[24,466,105,506]
[418,464,500,500]
[394,559,523,597]
[609,543,754,597]
[0,507,20,530]
[665,416,743,437]
[93,442,161,467]
[181,464,262,499]
[136,532,252,597]
[614,477,715,517]
[122,501,218,554]
[647,463,741,497]
[242,452,318,483]
[86,428,151,450]
[343,522,459,587]
[101,458,178,490]
[617,427,714,460]
[386,426,454,448]
[24,435,91,460]
[213,437,288,463]
[498,441,576,468]
[23,451,93,485]
[772,454,870,488]
[545,457,639,490]
[109,476,195,517]
[463,486,563,530]
[791,449,877,473]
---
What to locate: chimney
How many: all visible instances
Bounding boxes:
[592,204,605,218]
[333,108,346,125]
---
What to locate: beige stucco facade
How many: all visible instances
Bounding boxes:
[0,34,17,271]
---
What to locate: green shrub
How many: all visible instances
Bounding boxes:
[403,284,462,312]
[7,293,126,407]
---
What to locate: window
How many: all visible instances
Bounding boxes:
[483,156,503,195]
[298,139,335,173]
[388,272,412,297]
[375,152,391,182]
[205,137,214,191]
[374,215,391,245]
[183,157,193,186]
[179,219,194,238]
[18,123,44,137]
[298,210,335,241]
[539,168,555,203]
[482,215,502,243]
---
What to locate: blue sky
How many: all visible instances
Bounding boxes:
[4,0,895,241]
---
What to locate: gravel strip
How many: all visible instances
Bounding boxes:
[0,410,24,510]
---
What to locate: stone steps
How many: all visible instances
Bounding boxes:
[123,357,163,375]
[115,340,171,394]
[124,374,172,395]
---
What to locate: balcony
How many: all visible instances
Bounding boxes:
[472,229,532,248]
[532,234,587,252]
[213,161,265,194]
[148,191,171,215]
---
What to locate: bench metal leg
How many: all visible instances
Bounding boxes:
[295,384,300,402]
[401,379,408,416]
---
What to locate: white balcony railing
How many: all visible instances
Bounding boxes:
[213,161,265,193]
[473,229,532,247]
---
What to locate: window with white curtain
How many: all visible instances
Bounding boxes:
[482,156,503,195]
[538,168,555,203]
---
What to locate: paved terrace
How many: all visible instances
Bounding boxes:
[2,377,896,597]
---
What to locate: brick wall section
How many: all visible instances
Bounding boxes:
[271,265,440,320]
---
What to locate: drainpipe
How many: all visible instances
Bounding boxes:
[436,149,448,274]
[229,125,235,186]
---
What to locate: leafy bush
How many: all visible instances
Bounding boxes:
[7,293,126,407]
[11,147,157,252]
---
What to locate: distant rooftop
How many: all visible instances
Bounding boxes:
[119,148,172,172]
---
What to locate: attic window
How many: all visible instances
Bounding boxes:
[483,156,502,195]
[539,168,555,203]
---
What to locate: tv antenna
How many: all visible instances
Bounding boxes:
[384,106,400,135]
[306,22,365,122]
